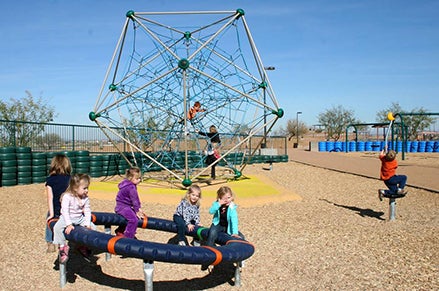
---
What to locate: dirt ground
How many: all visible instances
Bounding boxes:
[0,157,438,290]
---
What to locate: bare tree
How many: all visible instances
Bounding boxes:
[284,119,309,141]
[318,105,359,141]
[376,102,435,140]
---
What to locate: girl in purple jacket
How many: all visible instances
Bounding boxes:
[114,167,146,238]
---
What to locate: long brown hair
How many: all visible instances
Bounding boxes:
[49,154,72,176]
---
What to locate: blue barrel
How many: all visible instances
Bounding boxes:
[318,141,326,152]
[434,141,439,152]
[371,141,380,151]
[405,141,411,153]
[388,141,396,151]
[356,141,365,152]
[379,141,385,151]
[365,141,373,151]
[341,141,346,152]
[326,141,335,152]
[410,141,418,152]
[425,141,434,152]
[348,141,356,152]
[334,141,343,152]
[418,141,426,152]
[396,141,403,152]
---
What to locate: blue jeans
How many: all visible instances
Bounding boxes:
[206,223,245,246]
[173,214,188,244]
[45,224,52,243]
[45,212,56,243]
[384,175,407,194]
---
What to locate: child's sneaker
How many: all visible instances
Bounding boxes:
[77,245,92,262]
[59,245,69,264]
[178,241,186,246]
[191,239,201,246]
[201,264,209,271]
[397,188,408,195]
[378,189,385,201]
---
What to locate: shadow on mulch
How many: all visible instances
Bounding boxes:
[52,243,237,290]
[320,199,386,220]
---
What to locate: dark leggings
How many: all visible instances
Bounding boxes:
[173,214,188,244]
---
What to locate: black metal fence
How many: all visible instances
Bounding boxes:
[0,119,288,155]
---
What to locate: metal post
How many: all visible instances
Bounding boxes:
[72,125,75,151]
[59,255,67,288]
[234,262,242,287]
[105,226,111,261]
[296,111,302,147]
[144,260,154,291]
[389,198,396,221]
[262,66,275,149]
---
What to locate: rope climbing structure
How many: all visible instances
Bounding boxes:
[89,9,283,187]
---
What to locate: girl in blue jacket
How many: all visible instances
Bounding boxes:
[205,186,244,246]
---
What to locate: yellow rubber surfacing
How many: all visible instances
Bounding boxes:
[90,174,301,207]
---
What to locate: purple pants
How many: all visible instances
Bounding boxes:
[116,207,138,238]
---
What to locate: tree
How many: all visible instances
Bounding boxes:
[0,91,56,146]
[376,102,435,140]
[284,119,309,141]
[34,133,63,150]
[318,105,359,141]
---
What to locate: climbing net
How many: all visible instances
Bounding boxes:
[89,9,283,187]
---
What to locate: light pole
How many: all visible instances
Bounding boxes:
[262,66,275,148]
[296,111,302,148]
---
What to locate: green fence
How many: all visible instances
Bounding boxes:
[0,120,289,187]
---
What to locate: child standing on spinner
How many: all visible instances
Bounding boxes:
[173,185,202,246]
[114,167,146,238]
[53,174,95,263]
[45,154,72,253]
[378,149,408,200]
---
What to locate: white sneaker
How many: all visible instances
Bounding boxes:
[378,189,385,201]
[178,241,186,246]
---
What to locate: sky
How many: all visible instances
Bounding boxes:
[1,0,438,130]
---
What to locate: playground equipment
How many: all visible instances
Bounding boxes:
[384,112,395,148]
[89,9,283,187]
[50,212,254,290]
[344,122,396,152]
[391,112,439,160]
[378,192,406,221]
[378,112,406,221]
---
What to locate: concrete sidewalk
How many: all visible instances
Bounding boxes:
[289,149,439,193]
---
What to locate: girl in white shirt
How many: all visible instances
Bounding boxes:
[53,173,95,263]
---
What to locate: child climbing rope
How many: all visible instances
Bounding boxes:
[179,101,206,125]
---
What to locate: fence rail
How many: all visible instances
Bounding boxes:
[0,119,287,155]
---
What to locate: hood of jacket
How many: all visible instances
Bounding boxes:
[118,179,134,190]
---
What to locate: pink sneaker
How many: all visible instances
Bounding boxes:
[59,245,70,264]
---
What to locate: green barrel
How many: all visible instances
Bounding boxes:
[0,147,17,186]
[32,152,47,184]
[75,150,90,174]
[16,147,32,185]
[89,155,104,177]
[102,154,118,176]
